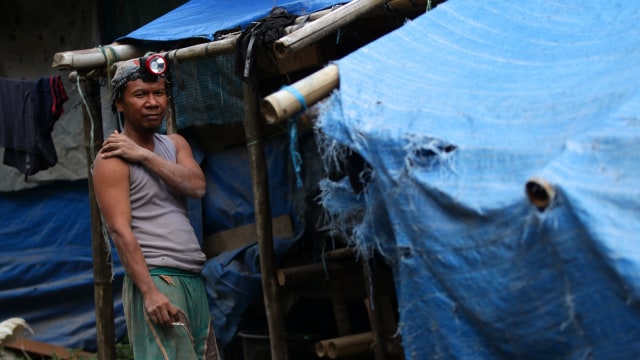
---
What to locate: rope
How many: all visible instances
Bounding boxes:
[76,76,96,164]
[281,85,308,189]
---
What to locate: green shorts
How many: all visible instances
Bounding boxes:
[122,268,219,359]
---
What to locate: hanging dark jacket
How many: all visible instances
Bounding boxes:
[0,76,68,176]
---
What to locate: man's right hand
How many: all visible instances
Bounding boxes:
[144,290,180,327]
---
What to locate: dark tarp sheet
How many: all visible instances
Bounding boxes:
[0,180,127,351]
[117,0,345,43]
[315,0,640,358]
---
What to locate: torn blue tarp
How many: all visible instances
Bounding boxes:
[315,0,640,358]
[117,0,345,43]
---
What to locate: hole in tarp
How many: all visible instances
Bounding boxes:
[413,144,457,159]
[405,136,457,169]
[326,149,371,194]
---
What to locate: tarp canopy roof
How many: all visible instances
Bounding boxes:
[316,0,640,358]
[117,0,345,43]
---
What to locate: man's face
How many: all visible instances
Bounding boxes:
[115,78,167,131]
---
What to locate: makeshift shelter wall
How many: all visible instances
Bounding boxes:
[0,0,101,192]
[315,0,640,359]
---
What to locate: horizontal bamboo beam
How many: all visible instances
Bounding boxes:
[315,332,374,359]
[274,0,387,58]
[323,247,355,261]
[277,262,342,287]
[52,44,146,71]
[164,35,237,62]
[261,64,339,124]
[52,35,238,72]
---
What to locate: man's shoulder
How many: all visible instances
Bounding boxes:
[93,153,129,177]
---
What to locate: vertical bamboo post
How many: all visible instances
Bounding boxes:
[78,75,116,360]
[331,294,352,336]
[165,66,178,135]
[362,261,385,360]
[242,82,288,359]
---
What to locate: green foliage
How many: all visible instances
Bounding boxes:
[115,337,133,360]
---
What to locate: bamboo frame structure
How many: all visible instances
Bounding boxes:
[49,1,430,359]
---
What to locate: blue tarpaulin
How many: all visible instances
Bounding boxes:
[0,180,127,350]
[315,0,640,358]
[118,0,345,43]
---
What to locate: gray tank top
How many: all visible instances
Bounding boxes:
[128,133,205,273]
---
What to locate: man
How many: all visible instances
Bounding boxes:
[92,55,218,359]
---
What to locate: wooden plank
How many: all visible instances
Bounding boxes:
[4,338,94,359]
[202,214,293,258]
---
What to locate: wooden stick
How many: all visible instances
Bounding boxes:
[362,262,386,360]
[273,0,387,58]
[4,338,95,359]
[316,332,374,359]
[243,82,288,359]
[78,75,117,360]
[261,64,339,124]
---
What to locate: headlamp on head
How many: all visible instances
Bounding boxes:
[112,53,169,104]
[142,53,167,79]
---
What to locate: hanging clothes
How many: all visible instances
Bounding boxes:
[0,76,68,177]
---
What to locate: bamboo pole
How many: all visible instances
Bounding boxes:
[243,82,288,359]
[261,64,339,124]
[323,247,355,261]
[78,75,116,360]
[315,332,374,359]
[52,36,237,72]
[52,45,146,71]
[362,261,386,360]
[273,0,387,58]
[525,177,556,210]
[276,262,342,287]
[164,35,238,62]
